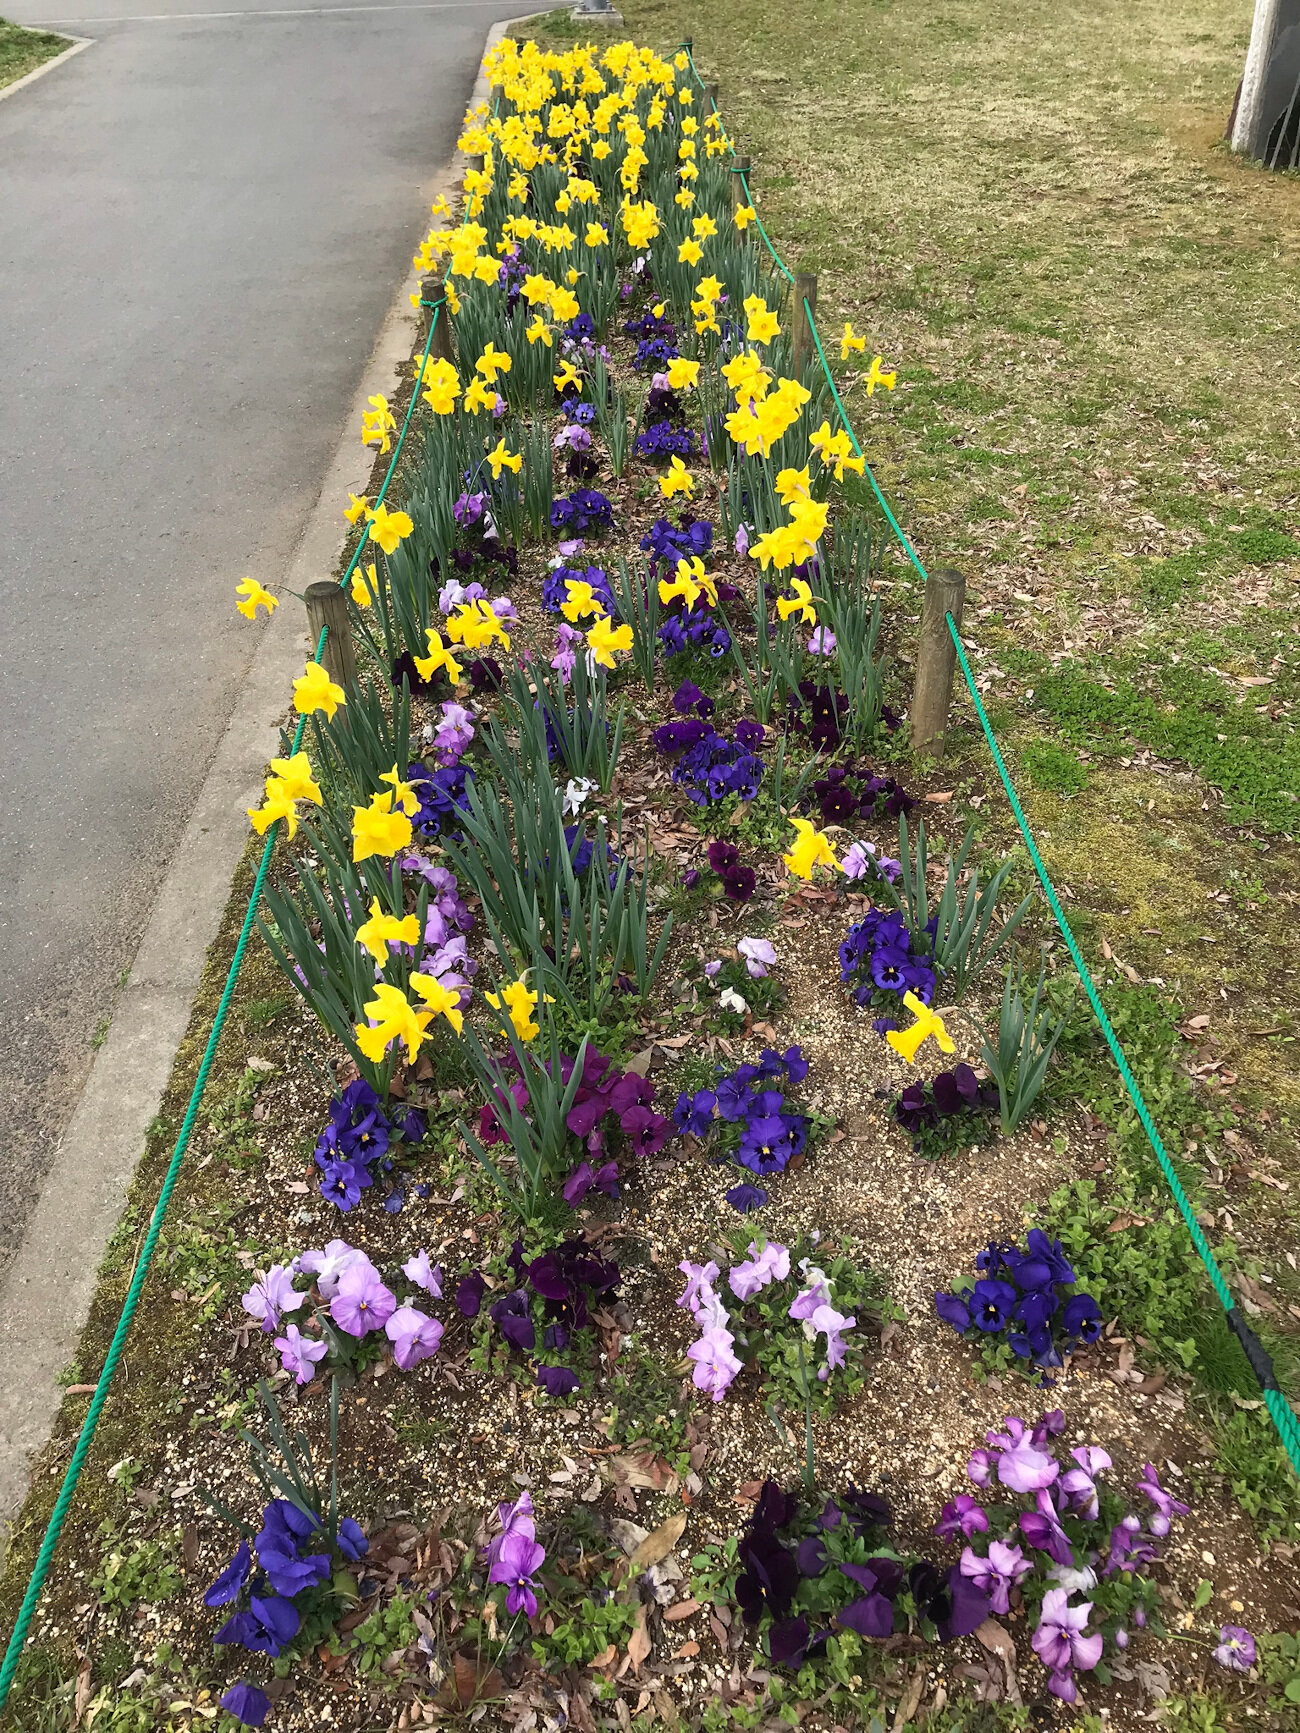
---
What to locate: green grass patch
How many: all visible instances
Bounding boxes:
[0,17,69,89]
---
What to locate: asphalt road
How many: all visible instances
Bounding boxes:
[0,0,519,1274]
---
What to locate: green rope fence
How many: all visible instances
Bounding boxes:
[678,37,1300,1475]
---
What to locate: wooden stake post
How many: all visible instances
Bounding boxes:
[911,568,966,754]
[731,155,752,215]
[792,272,818,383]
[305,581,358,693]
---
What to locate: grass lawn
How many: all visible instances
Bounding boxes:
[0,16,71,89]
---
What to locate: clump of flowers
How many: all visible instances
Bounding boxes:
[476,1044,669,1200]
[838,905,937,1022]
[704,839,756,903]
[658,601,732,660]
[938,1411,1187,1703]
[674,1045,811,1201]
[894,1062,1000,1159]
[934,1230,1103,1376]
[651,716,764,805]
[677,1237,875,1410]
[550,488,614,535]
[701,1480,992,1671]
[634,420,697,460]
[483,1491,547,1617]
[541,560,615,615]
[684,941,783,1030]
[641,513,713,572]
[311,1078,426,1213]
[404,756,472,838]
[472,1233,621,1398]
[811,763,914,826]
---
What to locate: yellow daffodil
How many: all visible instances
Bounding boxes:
[235,577,278,620]
[293,660,346,721]
[809,418,865,481]
[379,764,420,816]
[885,992,956,1064]
[677,237,703,266]
[775,465,812,506]
[361,393,396,452]
[343,492,371,525]
[350,561,378,607]
[658,455,694,499]
[351,791,413,862]
[665,356,700,392]
[561,579,606,622]
[445,599,510,651]
[692,212,717,239]
[354,982,432,1063]
[584,221,608,247]
[484,976,543,1043]
[354,896,420,966]
[658,554,716,610]
[549,286,580,322]
[526,313,553,347]
[734,204,757,231]
[697,274,723,304]
[475,341,512,381]
[247,782,299,838]
[553,359,582,393]
[462,377,497,414]
[863,354,897,396]
[420,358,460,415]
[486,438,523,479]
[267,751,321,806]
[412,627,462,686]
[675,189,696,209]
[585,613,633,669]
[410,970,465,1035]
[367,503,414,555]
[521,272,555,305]
[783,817,841,880]
[840,322,867,359]
[743,293,780,345]
[776,576,818,626]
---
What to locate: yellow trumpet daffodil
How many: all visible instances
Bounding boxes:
[584,221,609,247]
[521,272,555,305]
[743,294,780,345]
[445,599,510,651]
[367,503,414,556]
[267,751,321,806]
[665,356,700,392]
[475,341,512,381]
[782,817,841,880]
[361,393,396,452]
[351,791,413,862]
[734,204,757,231]
[677,237,703,266]
[379,764,420,816]
[863,354,897,396]
[657,554,716,610]
[235,577,278,620]
[585,613,633,669]
[692,212,717,239]
[553,359,582,393]
[247,781,300,839]
[840,322,868,359]
[462,376,497,415]
[486,438,523,479]
[410,970,465,1035]
[484,976,543,1043]
[293,660,346,721]
[561,579,606,623]
[420,358,460,415]
[350,561,377,607]
[775,577,818,626]
[354,896,420,966]
[412,627,462,685]
[526,313,553,347]
[775,465,812,506]
[354,982,432,1063]
[343,492,371,525]
[659,455,694,499]
[885,992,956,1064]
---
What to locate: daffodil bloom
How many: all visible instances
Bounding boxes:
[674,189,696,209]
[840,322,868,359]
[553,359,582,394]
[446,599,510,651]
[486,439,523,479]
[267,751,321,806]
[721,351,769,400]
[412,627,462,685]
[235,577,278,620]
[734,204,757,231]
[293,660,346,721]
[743,294,780,345]
[658,555,715,610]
[475,341,512,381]
[863,354,897,396]
[549,286,580,322]
[420,358,460,415]
[484,976,542,1042]
[343,493,371,525]
[354,982,432,1063]
[521,272,555,305]
[809,418,865,481]
[692,212,717,239]
[677,237,703,266]
[379,764,420,816]
[586,613,632,669]
[776,577,817,626]
[352,791,413,862]
[783,817,841,880]
[665,356,700,392]
[462,377,497,414]
[361,393,396,452]
[885,992,956,1064]
[561,579,606,622]
[584,221,608,246]
[410,971,465,1035]
[355,896,420,966]
[659,455,694,499]
[526,314,553,347]
[247,782,299,838]
[368,504,414,555]
[775,465,812,506]
[697,274,724,304]
[350,561,377,607]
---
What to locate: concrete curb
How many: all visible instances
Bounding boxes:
[0,33,91,103]
[0,19,523,1538]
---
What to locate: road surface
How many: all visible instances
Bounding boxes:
[0,0,520,1274]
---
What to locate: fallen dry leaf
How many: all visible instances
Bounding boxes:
[626,1511,687,1572]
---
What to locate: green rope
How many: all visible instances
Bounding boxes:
[947,618,1300,1473]
[0,626,327,1711]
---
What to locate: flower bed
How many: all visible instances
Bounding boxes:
[5,29,1298,1733]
